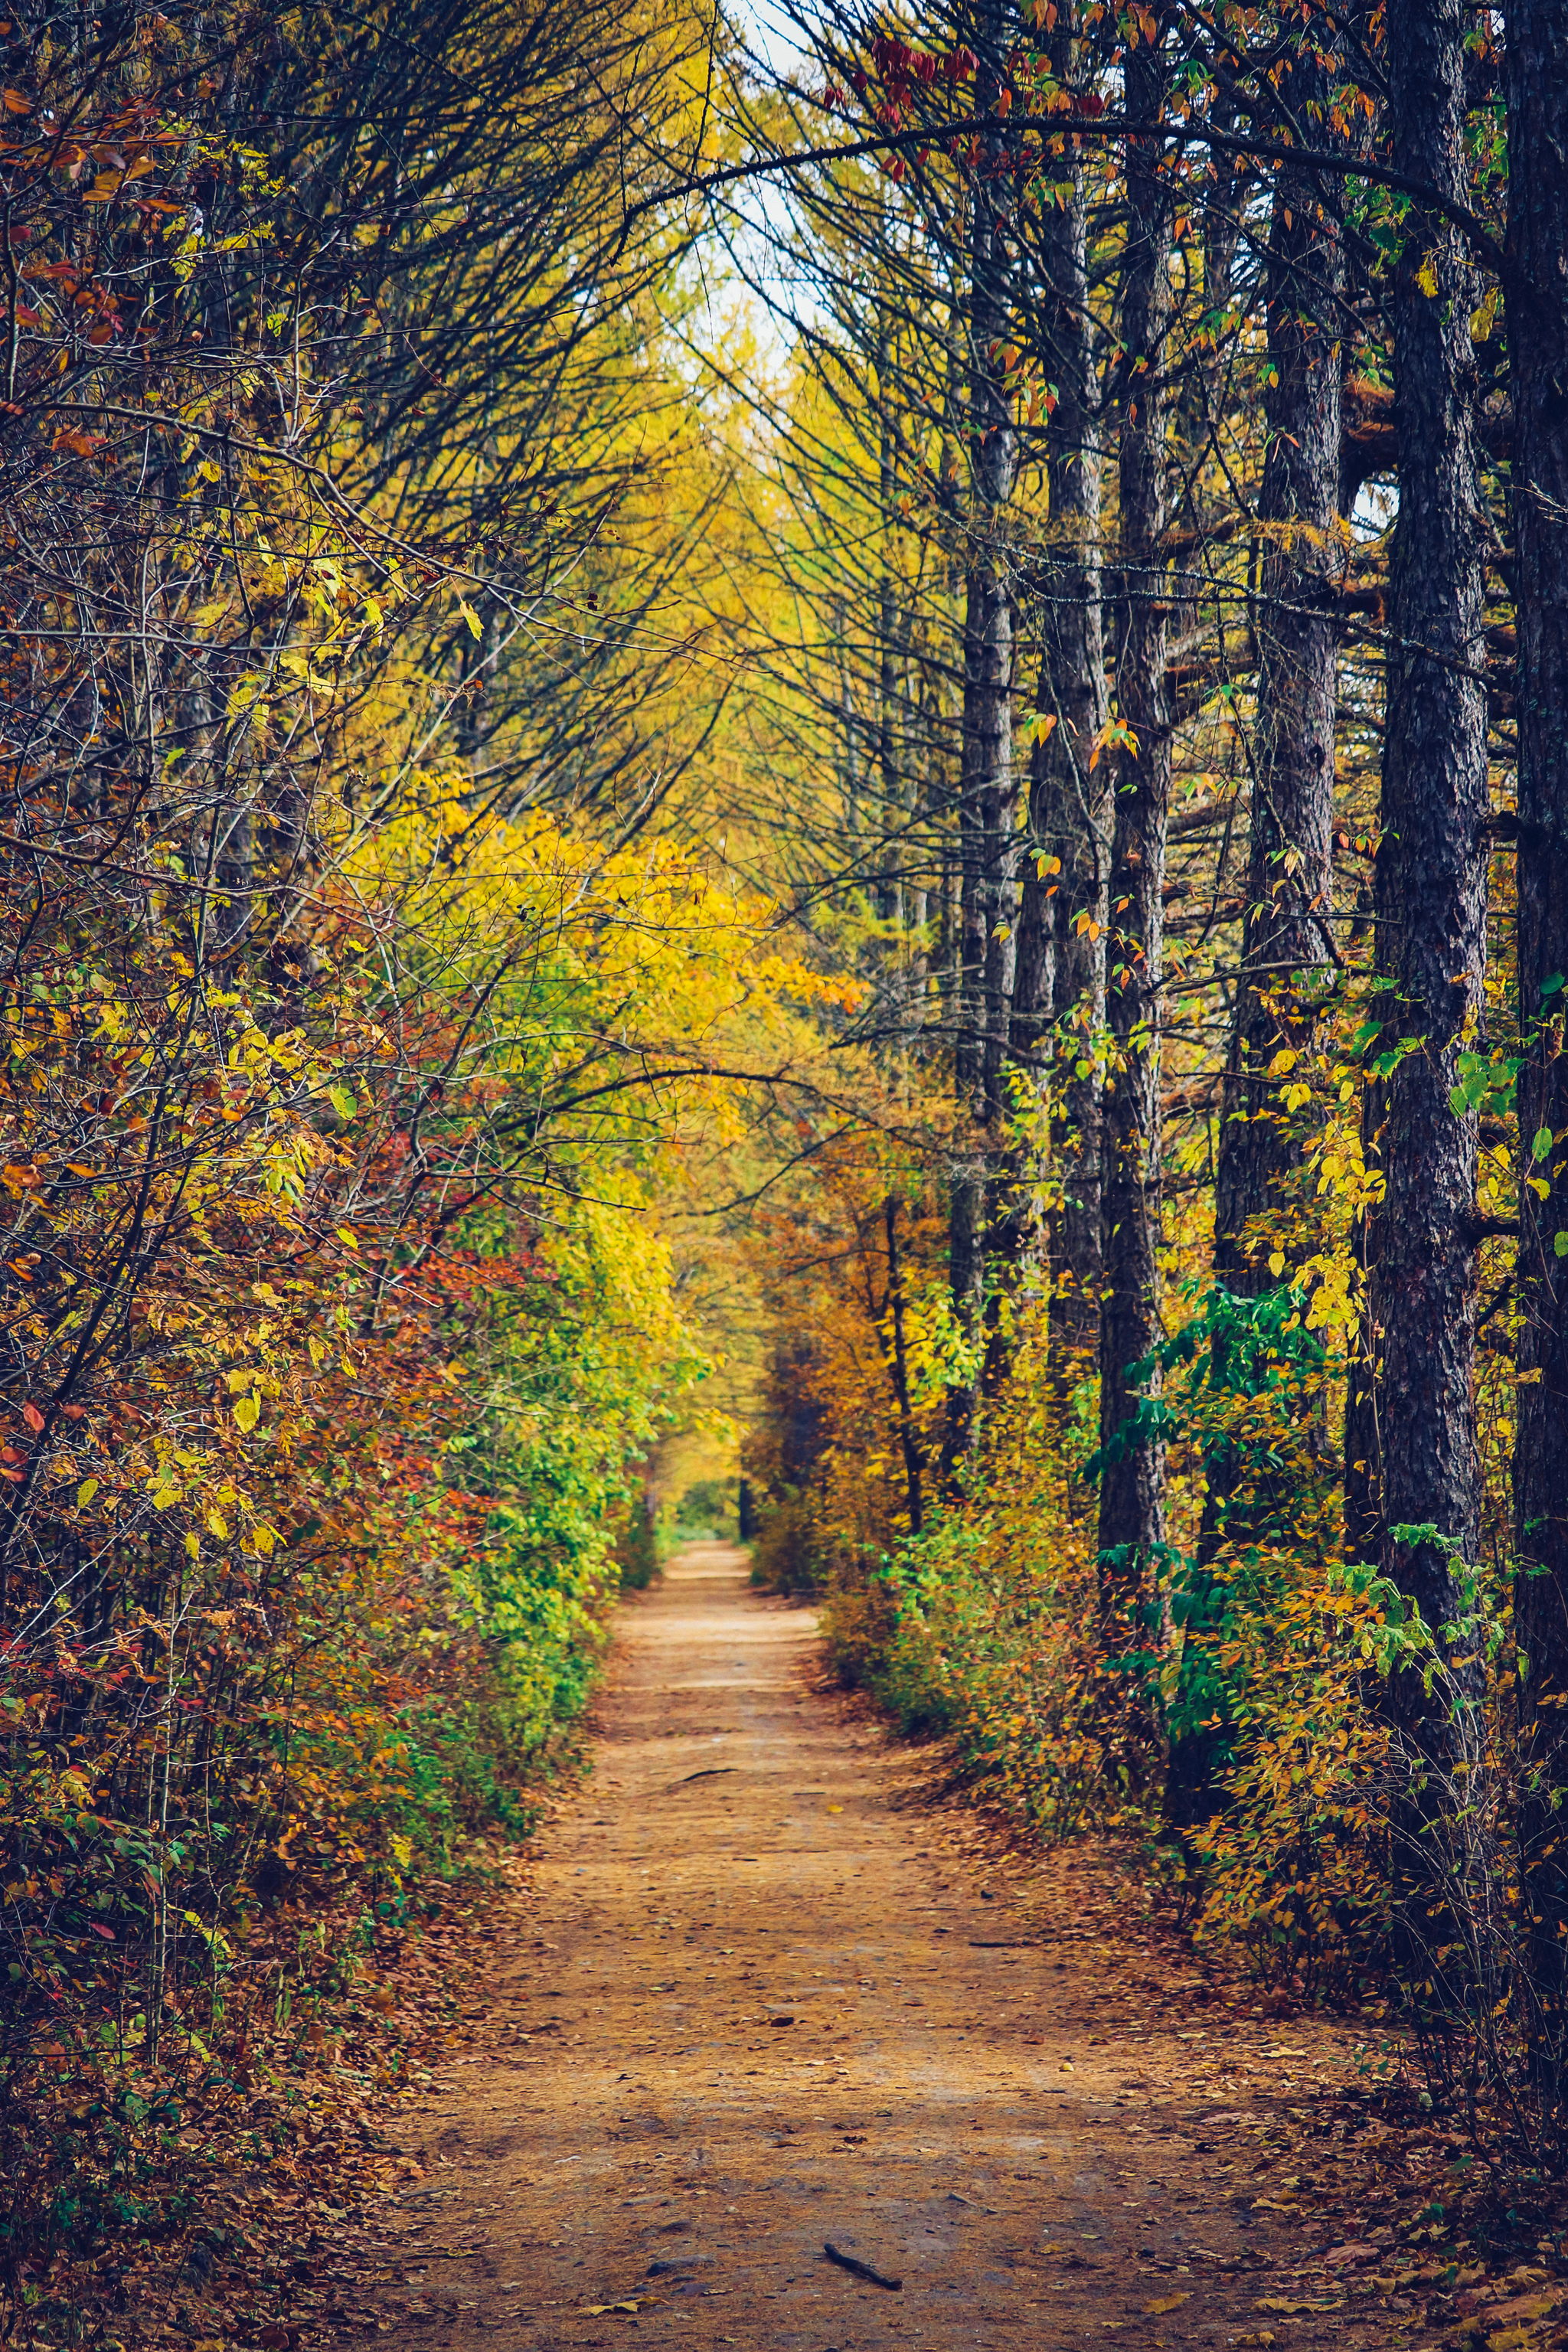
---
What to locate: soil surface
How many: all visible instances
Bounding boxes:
[365,1547,1395,2352]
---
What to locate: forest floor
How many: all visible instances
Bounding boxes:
[331,1545,1564,2352]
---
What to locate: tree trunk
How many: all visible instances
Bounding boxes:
[1097,25,1173,1653]
[1370,0,1489,1976]
[943,0,1018,1483]
[884,1196,924,1536]
[1011,25,1109,1370]
[1012,8,1107,1089]
[1168,57,1344,1830]
[1506,0,1568,2078]
[1212,75,1341,1289]
[877,338,906,933]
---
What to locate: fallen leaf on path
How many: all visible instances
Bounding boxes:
[1145,2292,1190,2314]
[1481,2292,1566,2325]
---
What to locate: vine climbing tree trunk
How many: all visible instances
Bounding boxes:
[1506,0,1568,2083]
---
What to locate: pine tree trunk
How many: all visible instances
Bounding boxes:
[1212,66,1341,1289]
[884,1195,924,1536]
[1011,57,1106,1368]
[1371,0,1488,1962]
[943,0,1018,1481]
[1097,28,1172,1651]
[1168,59,1343,1831]
[1505,0,1568,2076]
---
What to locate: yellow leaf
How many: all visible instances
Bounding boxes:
[1147,2294,1191,2315]
[185,1531,201,1560]
[1416,260,1439,297]
[77,1478,99,1507]
[233,1393,260,1433]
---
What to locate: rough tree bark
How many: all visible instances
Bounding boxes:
[1370,0,1489,1955]
[1011,4,1109,1371]
[1096,23,1173,1649]
[1167,31,1344,1828]
[1212,62,1341,1291]
[944,0,1018,1482]
[1505,0,1568,2075]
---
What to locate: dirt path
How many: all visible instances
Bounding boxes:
[366,1547,1390,2351]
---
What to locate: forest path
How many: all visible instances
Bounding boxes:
[368,1547,1370,2352]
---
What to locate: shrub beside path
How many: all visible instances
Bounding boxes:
[356,1546,1560,2352]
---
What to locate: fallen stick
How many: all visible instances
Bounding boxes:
[823,2243,902,2292]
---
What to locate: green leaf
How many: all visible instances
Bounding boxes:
[1533,1126,1554,1163]
[1555,1233,1568,1259]
[328,1085,357,1120]
[1543,973,1566,998]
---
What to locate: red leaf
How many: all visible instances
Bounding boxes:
[21,1402,44,1432]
